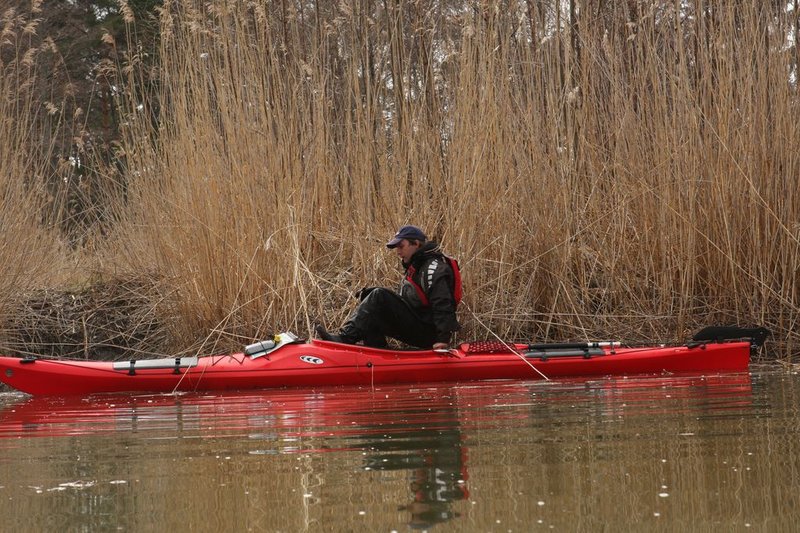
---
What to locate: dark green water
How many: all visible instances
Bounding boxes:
[0,370,797,532]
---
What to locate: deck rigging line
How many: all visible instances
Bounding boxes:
[465,303,550,381]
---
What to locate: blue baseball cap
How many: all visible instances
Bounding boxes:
[386,225,427,248]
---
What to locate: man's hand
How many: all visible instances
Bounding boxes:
[432,342,449,351]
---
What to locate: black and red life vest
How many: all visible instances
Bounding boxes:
[405,256,462,308]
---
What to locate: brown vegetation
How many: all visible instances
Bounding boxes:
[1,1,799,360]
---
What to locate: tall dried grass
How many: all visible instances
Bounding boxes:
[3,2,797,359]
[106,1,799,357]
[0,6,163,360]
[0,7,71,337]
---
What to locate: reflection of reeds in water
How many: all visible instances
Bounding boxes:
[2,2,800,357]
[464,375,800,530]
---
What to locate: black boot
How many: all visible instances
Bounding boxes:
[315,324,341,342]
[315,324,350,344]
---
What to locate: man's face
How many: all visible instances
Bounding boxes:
[393,239,421,263]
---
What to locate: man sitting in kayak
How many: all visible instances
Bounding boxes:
[316,225,461,350]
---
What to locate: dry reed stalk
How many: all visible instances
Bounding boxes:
[105,1,799,357]
[0,8,73,352]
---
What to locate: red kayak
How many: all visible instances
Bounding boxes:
[0,327,767,396]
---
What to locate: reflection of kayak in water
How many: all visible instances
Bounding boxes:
[0,327,765,396]
[0,374,753,527]
[0,383,501,439]
[0,373,753,441]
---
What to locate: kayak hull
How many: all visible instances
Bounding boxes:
[0,339,752,396]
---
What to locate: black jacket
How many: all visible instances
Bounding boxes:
[398,242,461,344]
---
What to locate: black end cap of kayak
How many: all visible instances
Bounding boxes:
[692,326,770,347]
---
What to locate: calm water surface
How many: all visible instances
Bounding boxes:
[0,370,798,532]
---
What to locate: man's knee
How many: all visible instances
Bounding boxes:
[361,287,395,307]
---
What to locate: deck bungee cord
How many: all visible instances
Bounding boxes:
[466,303,550,381]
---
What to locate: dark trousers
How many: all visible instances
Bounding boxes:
[340,288,436,349]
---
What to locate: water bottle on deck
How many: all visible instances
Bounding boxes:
[244,338,277,357]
